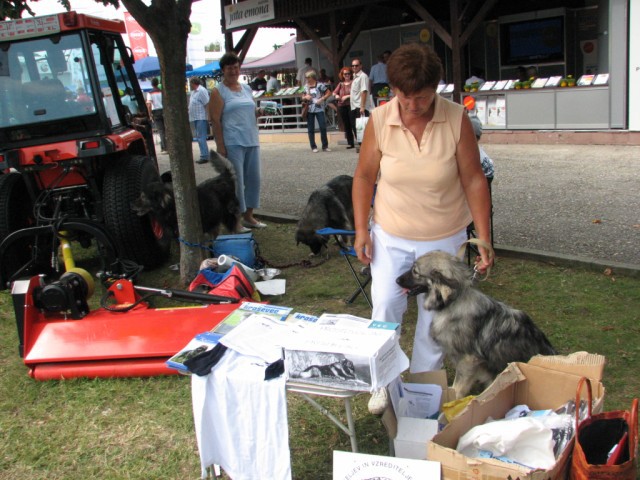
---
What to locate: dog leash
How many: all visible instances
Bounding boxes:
[456,238,495,281]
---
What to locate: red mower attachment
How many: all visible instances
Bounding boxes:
[12,275,241,380]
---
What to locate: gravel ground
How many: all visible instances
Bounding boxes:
[159,141,640,268]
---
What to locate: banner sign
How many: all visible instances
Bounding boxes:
[124,12,149,60]
[224,0,274,30]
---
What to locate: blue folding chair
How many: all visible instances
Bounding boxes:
[316,227,372,308]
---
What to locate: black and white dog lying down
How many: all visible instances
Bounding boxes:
[396,250,556,398]
[131,150,240,238]
[295,175,354,255]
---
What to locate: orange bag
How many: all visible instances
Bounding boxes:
[569,377,638,479]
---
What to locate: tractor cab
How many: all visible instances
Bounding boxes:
[0,12,148,147]
[0,12,170,288]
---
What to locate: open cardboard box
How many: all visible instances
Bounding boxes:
[428,352,606,480]
[381,370,456,459]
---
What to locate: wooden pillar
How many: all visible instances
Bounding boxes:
[449,0,462,104]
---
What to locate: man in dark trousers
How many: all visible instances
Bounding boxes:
[146,77,166,152]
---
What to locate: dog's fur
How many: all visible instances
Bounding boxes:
[396,250,556,398]
[131,150,240,238]
[295,175,354,255]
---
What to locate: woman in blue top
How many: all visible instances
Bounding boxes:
[302,70,331,153]
[209,52,267,230]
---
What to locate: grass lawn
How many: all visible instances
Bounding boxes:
[1,222,638,479]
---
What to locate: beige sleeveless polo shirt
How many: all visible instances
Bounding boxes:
[372,95,472,240]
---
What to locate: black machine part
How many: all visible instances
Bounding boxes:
[33,272,90,320]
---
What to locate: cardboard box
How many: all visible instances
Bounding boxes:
[381,370,456,460]
[428,352,606,480]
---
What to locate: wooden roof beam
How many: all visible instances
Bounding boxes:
[404,0,452,48]
[460,0,499,46]
[234,28,258,63]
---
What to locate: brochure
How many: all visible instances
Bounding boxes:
[388,376,443,419]
[316,313,399,331]
[166,331,222,372]
[286,312,319,324]
[219,313,292,363]
[212,302,292,335]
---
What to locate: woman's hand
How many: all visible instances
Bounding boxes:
[354,231,372,265]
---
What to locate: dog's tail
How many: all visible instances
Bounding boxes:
[208,150,237,183]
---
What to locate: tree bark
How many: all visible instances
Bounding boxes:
[122,0,206,284]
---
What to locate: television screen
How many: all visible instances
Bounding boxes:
[500,16,564,66]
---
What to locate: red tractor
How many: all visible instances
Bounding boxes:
[0,11,170,287]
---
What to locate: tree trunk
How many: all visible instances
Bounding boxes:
[122,0,206,284]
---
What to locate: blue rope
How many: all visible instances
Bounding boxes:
[177,237,215,253]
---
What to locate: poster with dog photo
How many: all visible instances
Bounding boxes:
[283,323,408,391]
[286,350,372,390]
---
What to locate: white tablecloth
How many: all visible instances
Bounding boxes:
[191,349,291,480]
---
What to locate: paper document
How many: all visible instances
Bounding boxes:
[389,376,443,419]
[219,314,291,363]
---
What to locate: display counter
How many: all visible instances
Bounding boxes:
[463,85,611,130]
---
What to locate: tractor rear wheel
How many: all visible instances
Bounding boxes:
[0,173,53,284]
[103,155,171,268]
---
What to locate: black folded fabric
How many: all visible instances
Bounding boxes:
[184,343,229,376]
[264,359,284,381]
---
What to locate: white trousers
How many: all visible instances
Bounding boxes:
[370,223,467,373]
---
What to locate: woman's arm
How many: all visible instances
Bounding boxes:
[208,89,226,156]
[456,113,493,271]
[352,116,381,264]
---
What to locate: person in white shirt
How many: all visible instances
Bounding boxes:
[369,50,391,100]
[349,58,374,145]
[146,77,166,152]
[296,58,317,86]
[266,72,281,93]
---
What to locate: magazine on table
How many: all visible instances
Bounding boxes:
[316,313,400,331]
[212,302,292,335]
[286,312,319,325]
[166,332,222,372]
[218,313,294,363]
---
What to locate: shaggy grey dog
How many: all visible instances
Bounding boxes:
[131,150,240,238]
[295,175,354,255]
[396,250,556,398]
